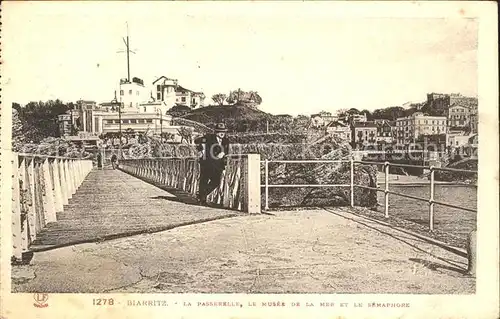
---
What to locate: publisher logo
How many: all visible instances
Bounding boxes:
[33,293,49,308]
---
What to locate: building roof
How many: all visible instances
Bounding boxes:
[152,76,178,85]
[175,85,204,96]
[353,121,377,128]
[77,100,96,104]
[326,120,348,128]
[175,85,193,93]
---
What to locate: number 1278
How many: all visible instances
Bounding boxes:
[93,298,115,306]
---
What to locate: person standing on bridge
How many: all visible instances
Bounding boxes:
[194,123,230,206]
[96,152,103,170]
[111,153,118,169]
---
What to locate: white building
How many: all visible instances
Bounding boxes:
[448,133,476,148]
[448,103,471,129]
[117,77,150,112]
[151,76,206,111]
[175,85,206,109]
[395,112,447,144]
[326,121,351,141]
[311,111,338,127]
[152,76,178,113]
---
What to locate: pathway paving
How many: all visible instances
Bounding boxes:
[13,208,474,294]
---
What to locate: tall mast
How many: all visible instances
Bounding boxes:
[126,23,130,82]
[119,22,135,82]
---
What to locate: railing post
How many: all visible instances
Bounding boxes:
[384,161,389,218]
[245,154,261,214]
[12,154,24,262]
[18,156,30,249]
[51,158,64,213]
[60,159,69,205]
[75,160,82,187]
[350,156,354,207]
[42,158,57,223]
[26,157,37,241]
[264,159,269,211]
[429,166,435,231]
[64,160,73,198]
[70,160,77,194]
[466,229,477,276]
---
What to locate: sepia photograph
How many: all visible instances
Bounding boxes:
[0,1,498,318]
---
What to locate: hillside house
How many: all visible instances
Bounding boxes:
[175,85,206,109]
[310,111,338,127]
[326,121,351,141]
[352,121,378,148]
[375,120,394,144]
[448,103,471,130]
[395,112,447,144]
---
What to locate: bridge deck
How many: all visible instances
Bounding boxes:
[31,169,239,249]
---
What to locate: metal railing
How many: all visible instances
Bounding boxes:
[262,159,353,211]
[262,158,477,231]
[118,154,261,214]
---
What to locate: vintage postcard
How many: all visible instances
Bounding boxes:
[1,1,498,318]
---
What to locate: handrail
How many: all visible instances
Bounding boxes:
[261,158,477,232]
[118,154,261,214]
[261,160,350,164]
[12,152,94,264]
[354,160,477,174]
[17,153,90,161]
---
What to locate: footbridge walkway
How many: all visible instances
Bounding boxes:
[10,153,476,278]
[10,154,261,263]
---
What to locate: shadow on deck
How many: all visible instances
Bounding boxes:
[30,169,240,251]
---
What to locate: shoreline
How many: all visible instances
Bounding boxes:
[376,172,477,187]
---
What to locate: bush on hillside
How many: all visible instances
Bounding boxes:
[228,133,307,144]
[16,137,93,159]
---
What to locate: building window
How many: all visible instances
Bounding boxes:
[129,102,132,107]
[192,98,196,104]
[157,92,162,100]
[143,107,147,112]
[129,90,132,95]
[181,97,186,102]
[122,119,130,124]
[130,119,137,124]
[157,85,161,91]
[138,119,145,123]
[120,90,124,96]
[114,120,120,124]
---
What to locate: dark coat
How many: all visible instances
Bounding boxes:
[194,134,230,170]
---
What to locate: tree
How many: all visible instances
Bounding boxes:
[161,132,175,142]
[167,104,191,117]
[14,99,70,142]
[227,89,263,108]
[361,109,373,121]
[211,93,227,106]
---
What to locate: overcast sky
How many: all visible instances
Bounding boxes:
[3,2,478,115]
